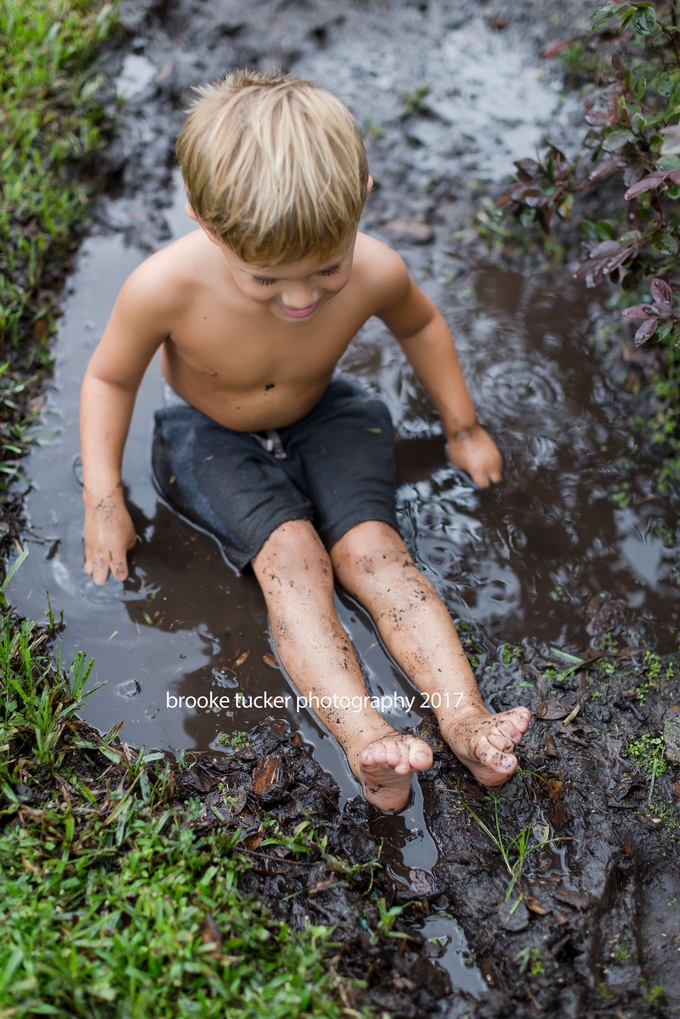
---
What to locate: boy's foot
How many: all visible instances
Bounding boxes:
[441,704,531,786]
[358,733,433,812]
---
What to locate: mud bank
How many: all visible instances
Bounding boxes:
[173,621,680,1018]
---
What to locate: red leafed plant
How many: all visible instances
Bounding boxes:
[494,1,680,345]
[621,277,680,344]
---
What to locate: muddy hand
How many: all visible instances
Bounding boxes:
[447,424,503,487]
[83,493,136,585]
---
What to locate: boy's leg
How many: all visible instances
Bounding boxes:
[252,519,433,812]
[330,520,531,785]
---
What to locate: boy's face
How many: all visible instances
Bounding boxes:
[224,235,357,322]
[188,206,356,323]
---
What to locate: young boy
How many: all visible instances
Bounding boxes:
[81,71,530,812]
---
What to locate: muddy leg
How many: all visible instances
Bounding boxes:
[330,521,531,785]
[252,520,432,811]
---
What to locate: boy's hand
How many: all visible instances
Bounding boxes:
[83,490,137,585]
[447,424,503,488]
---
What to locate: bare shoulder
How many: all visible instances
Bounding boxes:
[352,232,411,308]
[117,229,210,318]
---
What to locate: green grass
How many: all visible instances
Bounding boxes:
[0,0,115,490]
[0,612,359,1017]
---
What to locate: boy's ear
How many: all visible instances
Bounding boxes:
[366,175,374,196]
[186,203,222,247]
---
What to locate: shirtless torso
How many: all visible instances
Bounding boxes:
[81,217,501,585]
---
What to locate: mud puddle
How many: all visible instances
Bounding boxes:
[6,0,680,1012]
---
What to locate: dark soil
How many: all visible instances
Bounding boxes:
[172,625,680,1019]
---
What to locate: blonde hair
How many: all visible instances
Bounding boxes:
[176,71,369,266]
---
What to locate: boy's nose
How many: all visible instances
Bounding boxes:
[280,286,318,309]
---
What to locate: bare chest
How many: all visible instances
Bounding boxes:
[165,293,366,389]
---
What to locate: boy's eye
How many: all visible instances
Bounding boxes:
[318,266,340,277]
[253,276,277,286]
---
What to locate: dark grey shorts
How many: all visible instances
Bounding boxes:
[152,375,399,572]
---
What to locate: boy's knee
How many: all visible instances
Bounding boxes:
[331,520,409,577]
[254,518,332,583]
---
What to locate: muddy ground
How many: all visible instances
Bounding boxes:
[8,0,680,1015]
[173,623,680,1018]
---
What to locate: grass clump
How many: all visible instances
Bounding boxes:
[0,613,359,1017]
[0,0,115,502]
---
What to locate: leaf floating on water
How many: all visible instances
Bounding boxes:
[262,653,278,668]
[234,650,250,667]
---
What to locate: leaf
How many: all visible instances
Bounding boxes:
[632,75,646,101]
[650,278,674,305]
[651,233,678,257]
[631,4,657,35]
[0,548,29,593]
[536,700,573,720]
[585,107,612,126]
[525,895,549,916]
[624,170,670,200]
[514,158,542,180]
[611,52,625,77]
[545,778,564,799]
[634,318,658,346]
[661,125,680,157]
[557,193,574,219]
[622,304,656,319]
[550,647,585,665]
[588,155,624,183]
[542,39,576,59]
[656,155,680,171]
[574,239,637,287]
[602,129,634,152]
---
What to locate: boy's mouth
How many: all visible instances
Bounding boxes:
[280,299,320,319]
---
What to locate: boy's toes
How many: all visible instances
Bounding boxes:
[357,733,433,813]
[486,728,515,754]
[408,738,433,772]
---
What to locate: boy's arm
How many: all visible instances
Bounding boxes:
[81,269,173,584]
[374,254,502,487]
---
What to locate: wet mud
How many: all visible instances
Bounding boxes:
[6,0,680,1014]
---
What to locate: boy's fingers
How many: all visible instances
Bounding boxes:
[91,555,110,586]
[110,555,129,581]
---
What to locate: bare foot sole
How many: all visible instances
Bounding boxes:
[358,733,433,812]
[441,705,531,786]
